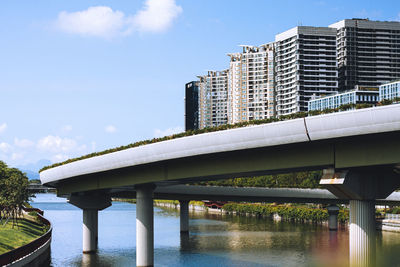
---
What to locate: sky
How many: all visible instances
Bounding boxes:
[1,0,400,170]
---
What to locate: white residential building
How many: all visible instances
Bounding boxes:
[227,43,275,124]
[198,70,229,128]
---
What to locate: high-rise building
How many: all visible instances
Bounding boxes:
[227,43,275,124]
[184,81,199,131]
[275,26,338,115]
[330,19,400,91]
[198,70,229,129]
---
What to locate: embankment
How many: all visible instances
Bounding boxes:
[0,207,52,267]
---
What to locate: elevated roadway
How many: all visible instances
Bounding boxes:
[40,104,400,267]
[115,184,400,205]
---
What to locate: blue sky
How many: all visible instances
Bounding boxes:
[1,0,399,169]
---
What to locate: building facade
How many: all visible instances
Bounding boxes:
[379,80,400,101]
[198,70,229,129]
[308,85,379,111]
[191,19,400,124]
[227,44,275,124]
[275,26,338,116]
[330,19,400,91]
[184,81,199,131]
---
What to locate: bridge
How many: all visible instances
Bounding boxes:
[40,104,400,267]
[28,183,54,193]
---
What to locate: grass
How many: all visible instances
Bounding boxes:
[0,218,48,254]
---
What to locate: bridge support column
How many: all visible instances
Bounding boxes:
[68,194,111,254]
[327,205,339,231]
[179,200,189,233]
[349,200,376,267]
[136,184,155,267]
[83,209,98,253]
[320,168,400,267]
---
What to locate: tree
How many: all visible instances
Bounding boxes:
[0,161,30,227]
[194,171,323,189]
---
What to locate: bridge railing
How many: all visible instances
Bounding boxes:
[0,207,52,266]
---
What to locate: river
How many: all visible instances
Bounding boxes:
[30,193,400,266]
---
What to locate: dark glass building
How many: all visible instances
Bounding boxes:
[185,81,199,131]
[330,19,400,91]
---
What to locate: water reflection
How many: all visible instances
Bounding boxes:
[30,194,400,267]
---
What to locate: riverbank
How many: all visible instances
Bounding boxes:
[0,206,52,267]
[0,217,48,254]
[150,199,350,223]
[115,198,349,223]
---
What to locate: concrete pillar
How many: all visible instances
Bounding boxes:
[179,200,189,233]
[68,194,111,254]
[83,209,98,253]
[180,232,190,251]
[327,205,339,231]
[136,184,155,267]
[349,200,376,267]
[320,169,400,267]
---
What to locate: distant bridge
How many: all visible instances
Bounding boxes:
[41,104,400,267]
[27,183,54,193]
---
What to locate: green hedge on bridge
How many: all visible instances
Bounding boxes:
[40,99,400,173]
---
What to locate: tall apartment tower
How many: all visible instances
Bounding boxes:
[198,70,229,129]
[227,44,275,124]
[330,19,400,91]
[184,81,199,131]
[275,26,338,115]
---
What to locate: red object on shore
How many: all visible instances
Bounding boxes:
[203,201,227,209]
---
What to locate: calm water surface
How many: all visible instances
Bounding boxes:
[30,193,400,266]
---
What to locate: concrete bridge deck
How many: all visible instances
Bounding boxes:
[42,104,400,196]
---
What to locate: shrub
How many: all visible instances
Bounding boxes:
[222,203,333,223]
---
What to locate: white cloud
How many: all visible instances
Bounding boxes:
[37,135,79,153]
[55,1,182,38]
[14,138,34,148]
[0,142,12,153]
[105,125,117,133]
[154,126,183,138]
[0,123,7,134]
[133,0,183,33]
[56,6,127,38]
